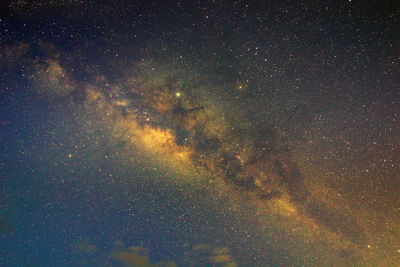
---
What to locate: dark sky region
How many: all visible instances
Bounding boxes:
[0,1,399,266]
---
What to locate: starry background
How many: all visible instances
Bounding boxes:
[0,1,399,266]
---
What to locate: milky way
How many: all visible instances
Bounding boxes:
[1,1,399,266]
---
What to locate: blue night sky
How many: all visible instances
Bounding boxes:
[0,1,399,266]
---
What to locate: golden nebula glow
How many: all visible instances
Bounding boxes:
[63,59,400,266]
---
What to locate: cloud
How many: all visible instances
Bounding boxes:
[71,238,177,266]
[72,240,238,267]
[209,254,234,264]
[72,238,99,254]
[85,241,178,267]
[182,243,238,267]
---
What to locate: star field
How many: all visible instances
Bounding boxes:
[0,1,399,266]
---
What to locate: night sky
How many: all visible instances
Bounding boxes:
[0,1,399,266]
